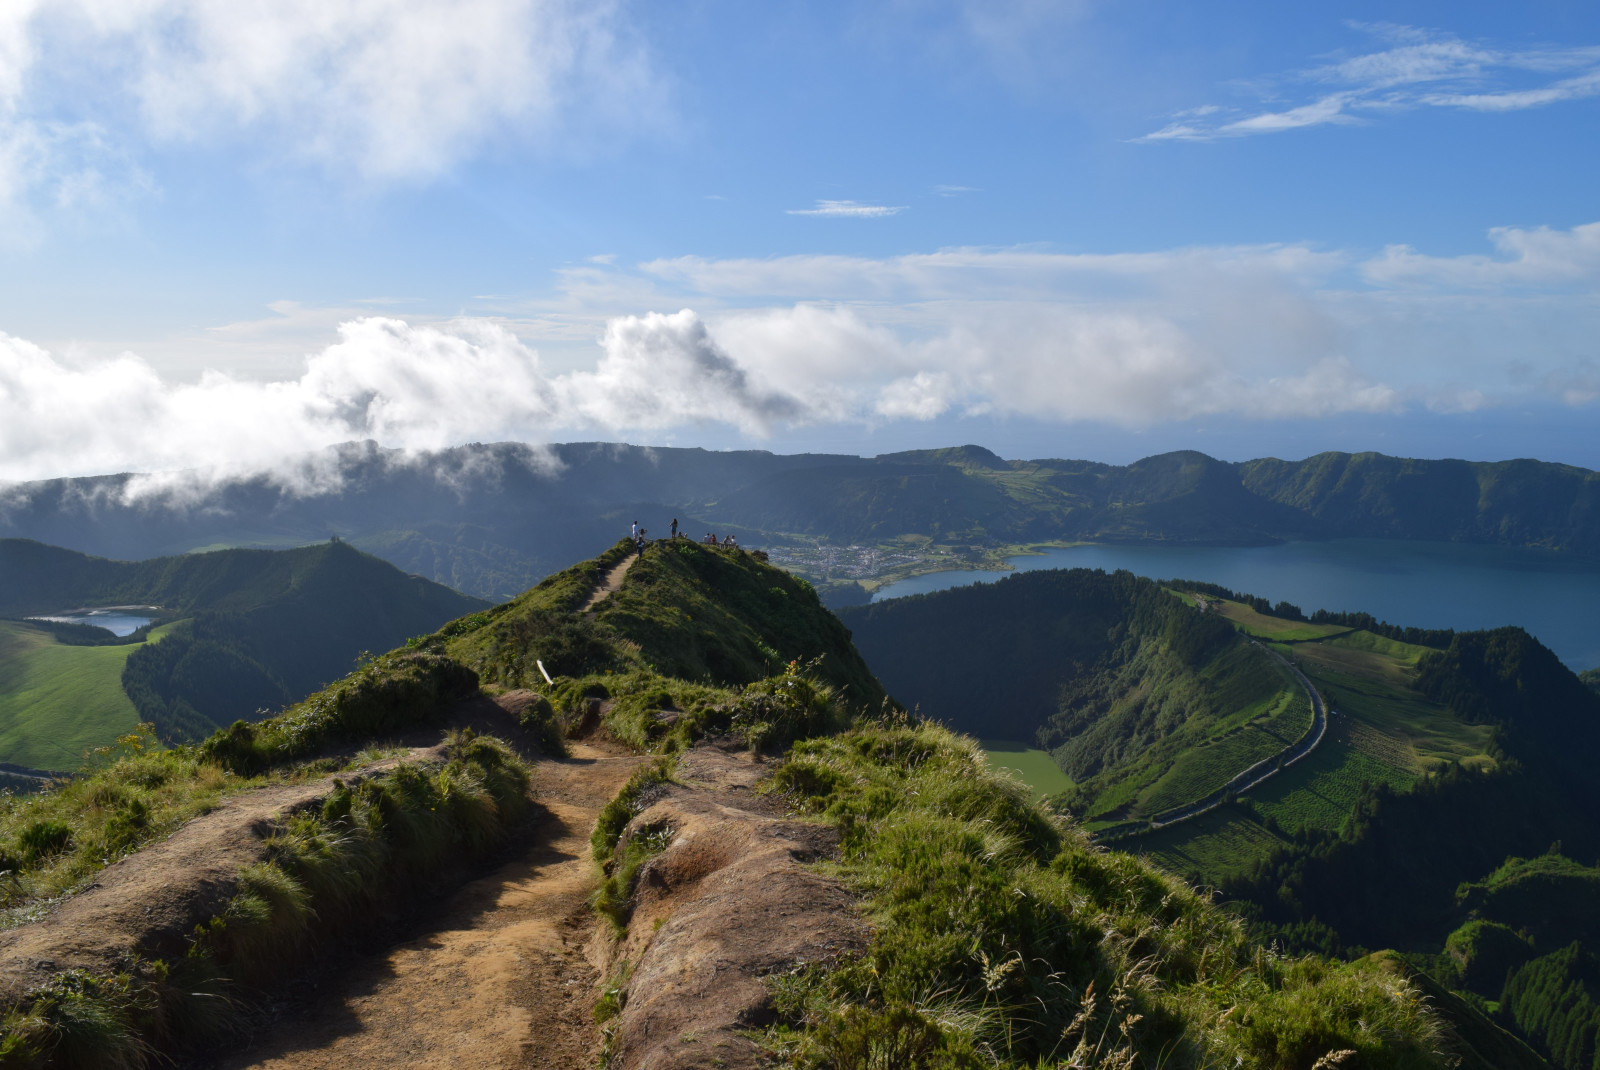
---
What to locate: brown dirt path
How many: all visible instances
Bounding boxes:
[581,553,637,615]
[0,749,438,1004]
[209,741,645,1070]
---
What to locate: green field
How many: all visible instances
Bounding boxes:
[980,739,1075,800]
[1211,599,1353,642]
[1292,636,1494,771]
[1136,806,1290,882]
[0,621,179,770]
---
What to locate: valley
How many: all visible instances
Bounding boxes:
[0,540,487,768]
[0,621,180,771]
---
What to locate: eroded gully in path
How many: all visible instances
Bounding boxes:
[208,741,644,1070]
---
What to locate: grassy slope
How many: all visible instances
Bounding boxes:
[1211,598,1353,641]
[1133,626,1499,884]
[0,621,180,769]
[763,723,1468,1069]
[448,539,885,707]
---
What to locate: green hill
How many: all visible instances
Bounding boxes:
[840,565,1599,1059]
[0,539,1518,1069]
[838,569,1314,825]
[0,539,488,757]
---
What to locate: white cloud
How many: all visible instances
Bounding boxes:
[876,372,957,420]
[1363,222,1600,289]
[0,0,661,214]
[787,200,906,218]
[5,221,1598,485]
[1142,25,1600,141]
[560,310,804,434]
[0,311,809,483]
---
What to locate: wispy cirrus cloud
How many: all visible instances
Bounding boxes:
[1141,23,1600,142]
[786,199,906,218]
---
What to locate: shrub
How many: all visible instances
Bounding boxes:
[593,821,675,932]
[17,820,74,863]
[513,693,567,757]
[199,652,479,773]
[593,759,673,862]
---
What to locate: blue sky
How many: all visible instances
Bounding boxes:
[1,0,1598,480]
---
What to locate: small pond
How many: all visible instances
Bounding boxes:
[29,607,159,638]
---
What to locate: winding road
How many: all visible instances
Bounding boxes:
[1097,641,1329,842]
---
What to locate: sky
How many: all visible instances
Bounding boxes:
[1,0,1598,482]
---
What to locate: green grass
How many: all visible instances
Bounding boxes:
[979,740,1074,800]
[0,727,267,919]
[0,621,180,770]
[1212,600,1353,642]
[1087,659,1310,821]
[760,722,1450,1069]
[1139,726,1289,816]
[1249,740,1417,835]
[1137,806,1291,882]
[1291,643,1494,771]
[1129,655,1437,885]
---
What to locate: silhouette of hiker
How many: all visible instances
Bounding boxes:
[631,520,638,540]
[670,517,678,539]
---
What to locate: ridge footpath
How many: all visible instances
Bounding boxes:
[211,734,644,1069]
[597,741,865,1068]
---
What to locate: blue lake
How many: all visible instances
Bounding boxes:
[30,608,156,637]
[872,540,1600,672]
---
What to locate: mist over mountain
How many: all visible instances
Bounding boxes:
[1,440,1596,600]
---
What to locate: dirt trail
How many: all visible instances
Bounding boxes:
[581,553,637,615]
[210,741,645,1070]
[0,749,436,1003]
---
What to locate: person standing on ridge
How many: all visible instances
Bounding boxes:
[631,520,638,541]
[670,517,678,540]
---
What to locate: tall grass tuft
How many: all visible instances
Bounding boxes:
[761,722,1452,1069]
[1,731,533,1069]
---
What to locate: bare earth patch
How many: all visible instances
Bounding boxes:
[600,741,867,1070]
[210,738,645,1070]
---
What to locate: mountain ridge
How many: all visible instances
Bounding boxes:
[2,441,1595,601]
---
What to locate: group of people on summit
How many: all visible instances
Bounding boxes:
[631,518,738,555]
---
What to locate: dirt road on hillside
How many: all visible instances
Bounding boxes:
[209,742,643,1070]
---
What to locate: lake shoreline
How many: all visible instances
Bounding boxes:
[872,538,1600,672]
